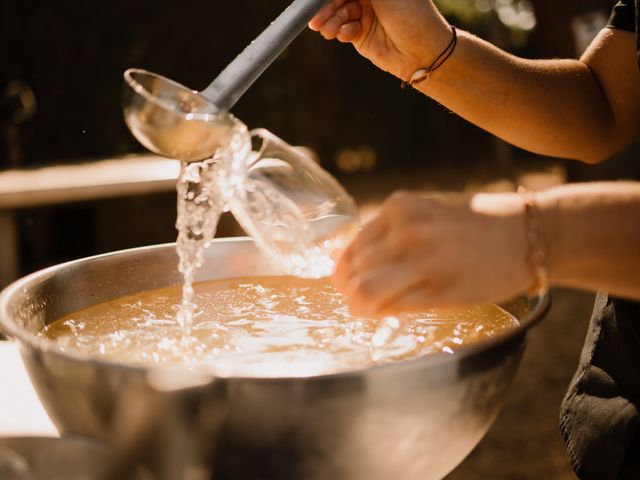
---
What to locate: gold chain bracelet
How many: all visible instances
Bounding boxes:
[518,186,549,296]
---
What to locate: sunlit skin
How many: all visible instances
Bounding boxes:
[332,184,640,317]
[309,0,640,162]
[310,0,640,316]
[309,0,450,83]
[333,191,529,316]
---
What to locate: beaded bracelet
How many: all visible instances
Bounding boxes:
[401,25,457,89]
[517,186,549,296]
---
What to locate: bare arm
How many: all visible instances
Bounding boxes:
[540,181,640,298]
[421,28,640,163]
[332,182,640,316]
[310,1,640,163]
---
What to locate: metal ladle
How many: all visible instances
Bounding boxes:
[123,0,329,162]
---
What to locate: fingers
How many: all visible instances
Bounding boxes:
[309,0,363,41]
[308,0,345,30]
[337,230,437,317]
[337,21,362,43]
[333,191,426,299]
[333,214,387,291]
[376,282,445,317]
[343,212,387,260]
[324,2,362,39]
[344,255,443,317]
[331,190,533,317]
[331,191,457,316]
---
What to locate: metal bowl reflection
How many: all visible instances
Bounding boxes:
[0,436,149,480]
[0,238,548,480]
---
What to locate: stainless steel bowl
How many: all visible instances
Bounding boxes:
[0,238,549,480]
[0,436,149,479]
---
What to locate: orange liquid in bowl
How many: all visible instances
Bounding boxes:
[40,276,518,377]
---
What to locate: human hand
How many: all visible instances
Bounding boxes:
[332,190,534,316]
[308,0,452,82]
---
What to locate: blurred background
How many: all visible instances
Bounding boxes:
[1,0,639,478]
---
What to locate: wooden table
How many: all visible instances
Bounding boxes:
[0,155,180,287]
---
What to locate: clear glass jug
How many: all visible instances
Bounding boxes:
[175,114,359,279]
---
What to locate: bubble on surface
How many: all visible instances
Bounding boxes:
[40,277,518,377]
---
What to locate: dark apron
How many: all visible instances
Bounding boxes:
[560,293,640,479]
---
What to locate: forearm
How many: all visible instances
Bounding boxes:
[413,28,640,163]
[311,1,640,162]
[538,182,640,298]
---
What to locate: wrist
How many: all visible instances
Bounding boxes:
[517,188,551,295]
[399,20,457,83]
[534,187,585,289]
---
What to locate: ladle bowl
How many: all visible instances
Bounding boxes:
[0,238,550,480]
[123,69,243,163]
[123,0,330,162]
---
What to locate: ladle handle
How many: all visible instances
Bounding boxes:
[201,0,329,111]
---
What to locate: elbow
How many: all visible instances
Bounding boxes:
[575,151,611,165]
[535,141,613,165]
[569,130,633,165]
[576,140,635,165]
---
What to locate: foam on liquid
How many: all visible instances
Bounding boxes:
[40,276,518,377]
[50,130,517,377]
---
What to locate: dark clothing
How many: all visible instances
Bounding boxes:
[608,0,637,32]
[559,6,640,479]
[560,294,640,479]
[608,0,640,65]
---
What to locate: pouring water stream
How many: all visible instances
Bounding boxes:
[123,0,330,162]
[122,0,402,352]
[123,0,332,334]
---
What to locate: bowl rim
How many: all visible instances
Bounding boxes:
[0,237,550,382]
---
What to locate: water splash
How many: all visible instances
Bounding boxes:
[175,156,227,334]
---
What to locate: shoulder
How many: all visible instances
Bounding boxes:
[581,27,640,160]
